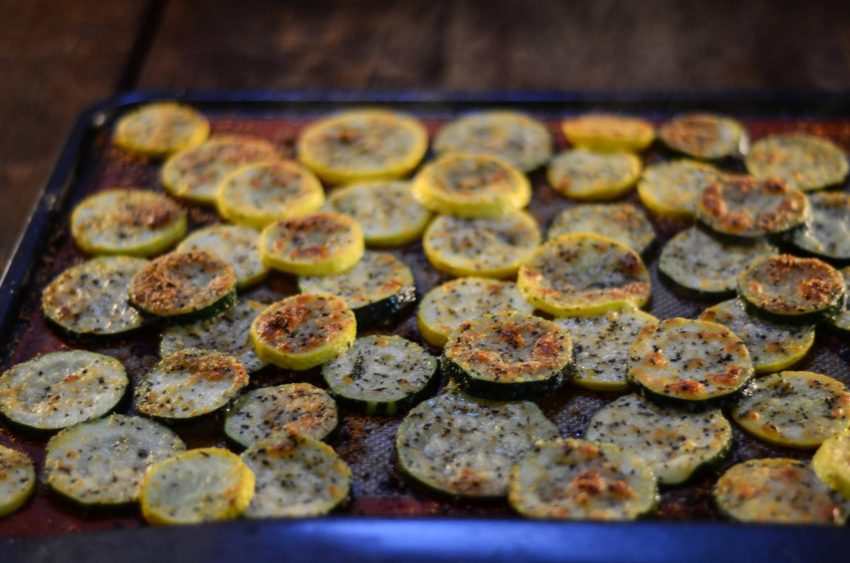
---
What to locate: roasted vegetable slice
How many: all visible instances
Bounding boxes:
[813,429,850,501]
[829,266,850,334]
[140,448,255,525]
[0,351,127,431]
[162,136,277,204]
[518,233,651,317]
[298,251,415,327]
[738,254,845,323]
[128,250,237,323]
[561,114,655,153]
[224,383,338,448]
[423,211,540,279]
[70,189,187,257]
[547,149,641,200]
[216,160,325,228]
[585,394,732,485]
[508,438,657,520]
[637,159,724,220]
[412,153,530,218]
[696,175,809,239]
[41,256,147,337]
[789,191,850,263]
[434,111,552,172]
[627,318,754,408]
[699,299,814,373]
[555,306,657,391]
[547,203,655,254]
[323,335,437,415]
[326,181,431,247]
[241,430,351,518]
[746,133,849,192]
[113,102,209,157]
[160,299,267,373]
[44,414,185,506]
[250,294,356,370]
[714,458,846,524]
[731,371,850,449]
[658,114,747,160]
[442,312,573,400]
[176,224,268,288]
[659,227,777,296]
[417,277,533,348]
[396,393,558,498]
[0,445,35,517]
[298,109,427,184]
[134,349,249,420]
[259,212,364,276]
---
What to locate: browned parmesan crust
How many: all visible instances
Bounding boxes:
[738,254,845,321]
[697,176,809,239]
[658,114,746,160]
[128,250,237,322]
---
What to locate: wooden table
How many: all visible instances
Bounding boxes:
[2,0,850,266]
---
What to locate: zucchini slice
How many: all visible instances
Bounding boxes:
[547,203,655,254]
[699,299,815,374]
[326,181,432,247]
[173,229,261,292]
[696,175,809,239]
[128,250,237,323]
[176,224,268,288]
[140,448,255,525]
[322,335,437,415]
[41,256,147,337]
[731,371,850,449]
[396,393,559,498]
[561,114,655,153]
[113,102,209,157]
[659,227,777,296]
[585,394,731,485]
[161,136,278,204]
[433,111,552,172]
[714,458,846,524]
[0,350,127,432]
[0,445,35,517]
[637,159,724,220]
[828,266,850,333]
[423,211,541,279]
[216,160,325,228]
[508,438,657,521]
[546,149,642,201]
[746,134,849,192]
[555,306,657,391]
[134,348,249,420]
[259,212,364,276]
[70,189,187,257]
[416,277,533,348]
[658,114,747,160]
[789,191,850,263]
[298,251,416,327]
[44,414,185,506]
[738,254,846,323]
[412,153,531,218]
[813,429,850,500]
[241,430,351,518]
[224,383,338,448]
[442,312,573,400]
[627,318,754,408]
[517,233,651,317]
[250,293,356,371]
[160,299,267,373]
[297,109,428,184]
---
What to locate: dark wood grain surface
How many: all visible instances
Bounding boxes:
[3,0,850,266]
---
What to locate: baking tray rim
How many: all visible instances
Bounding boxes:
[3,89,850,560]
